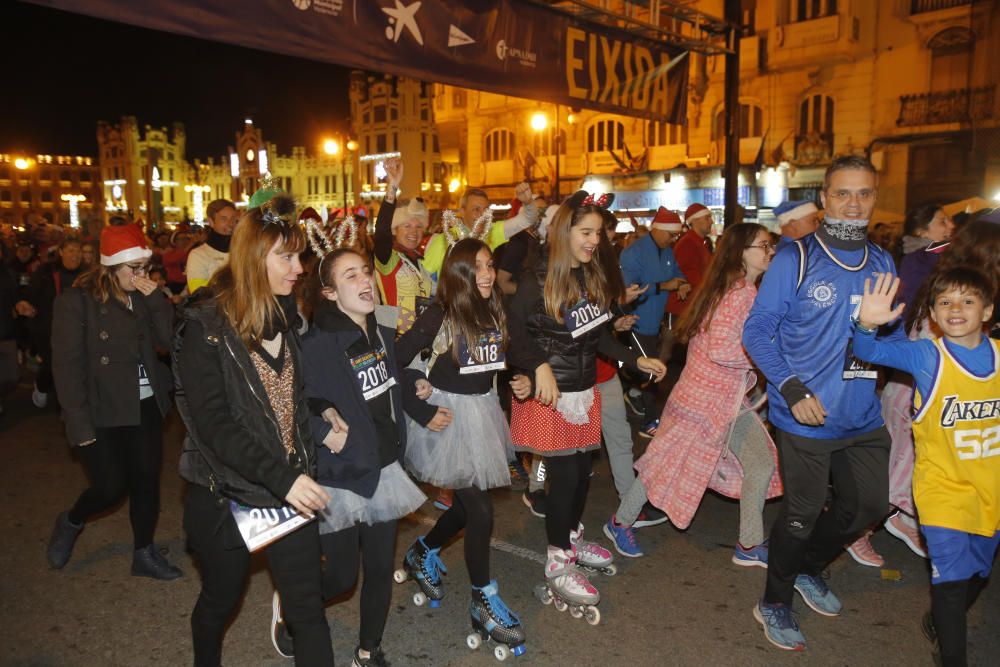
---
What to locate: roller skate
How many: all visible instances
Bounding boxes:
[467,580,526,661]
[393,536,447,608]
[533,547,602,625]
[570,523,617,576]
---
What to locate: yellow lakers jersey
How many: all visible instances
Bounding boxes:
[912,338,1000,536]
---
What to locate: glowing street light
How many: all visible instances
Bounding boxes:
[323,139,340,156]
[185,184,212,223]
[530,112,548,131]
[448,178,461,193]
[14,157,30,170]
[61,193,86,228]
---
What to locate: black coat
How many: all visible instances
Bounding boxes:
[175,294,314,509]
[302,301,413,498]
[51,286,173,446]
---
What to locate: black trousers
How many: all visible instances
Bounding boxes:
[544,451,592,550]
[622,331,660,418]
[764,427,890,605]
[184,484,333,667]
[68,398,163,549]
[932,575,989,667]
[319,520,397,652]
[425,487,494,587]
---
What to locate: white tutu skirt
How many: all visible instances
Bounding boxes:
[405,387,514,491]
[318,461,427,534]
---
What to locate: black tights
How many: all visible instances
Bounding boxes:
[424,487,493,587]
[68,399,163,548]
[319,520,397,652]
[544,451,592,549]
[931,575,989,667]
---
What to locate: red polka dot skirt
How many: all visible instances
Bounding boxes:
[510,387,602,455]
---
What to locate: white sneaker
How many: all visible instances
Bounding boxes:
[570,524,614,569]
[32,385,48,408]
[545,546,599,605]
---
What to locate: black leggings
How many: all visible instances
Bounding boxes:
[320,520,397,652]
[544,451,592,549]
[184,484,333,667]
[424,487,493,587]
[68,398,163,549]
[931,575,989,667]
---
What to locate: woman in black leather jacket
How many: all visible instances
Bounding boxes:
[175,192,334,667]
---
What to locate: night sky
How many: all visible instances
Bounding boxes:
[1,2,353,160]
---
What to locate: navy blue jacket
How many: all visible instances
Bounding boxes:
[302,301,414,498]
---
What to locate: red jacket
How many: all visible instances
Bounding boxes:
[667,230,712,316]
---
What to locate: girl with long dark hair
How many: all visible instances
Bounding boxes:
[507,191,666,621]
[605,223,782,565]
[176,190,334,666]
[395,238,531,659]
[46,224,181,580]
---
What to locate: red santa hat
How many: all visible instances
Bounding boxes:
[684,203,712,224]
[100,224,152,266]
[299,206,322,224]
[650,206,683,232]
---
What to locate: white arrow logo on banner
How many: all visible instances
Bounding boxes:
[448,24,474,48]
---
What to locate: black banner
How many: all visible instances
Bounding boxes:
[29,0,688,122]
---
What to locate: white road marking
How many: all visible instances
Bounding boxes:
[410,512,547,565]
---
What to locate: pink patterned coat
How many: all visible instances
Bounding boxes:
[635,281,783,529]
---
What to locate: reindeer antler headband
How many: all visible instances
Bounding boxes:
[442,208,494,248]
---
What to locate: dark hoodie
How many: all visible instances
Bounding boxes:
[302,300,416,497]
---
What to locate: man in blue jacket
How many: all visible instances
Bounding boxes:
[620,207,690,437]
[743,156,898,652]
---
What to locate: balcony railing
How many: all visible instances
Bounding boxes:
[897,86,995,126]
[910,0,972,13]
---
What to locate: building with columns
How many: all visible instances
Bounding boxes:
[0,153,102,230]
[433,0,999,223]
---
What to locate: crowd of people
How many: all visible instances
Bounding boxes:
[3,152,999,667]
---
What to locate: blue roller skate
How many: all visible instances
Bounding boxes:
[393,536,447,608]
[467,580,526,661]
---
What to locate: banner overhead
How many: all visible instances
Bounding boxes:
[29,0,688,122]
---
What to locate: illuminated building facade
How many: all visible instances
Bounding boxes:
[0,153,102,230]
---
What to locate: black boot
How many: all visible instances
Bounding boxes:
[47,511,83,569]
[131,544,183,581]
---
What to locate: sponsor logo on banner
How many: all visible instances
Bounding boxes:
[291,0,311,9]
[383,0,424,45]
[290,0,344,16]
[448,24,475,48]
[496,39,537,67]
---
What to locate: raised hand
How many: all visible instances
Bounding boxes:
[859,273,905,329]
[515,182,533,205]
[384,156,403,188]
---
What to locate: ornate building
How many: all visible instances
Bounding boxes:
[0,153,102,230]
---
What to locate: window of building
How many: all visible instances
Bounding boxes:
[421,162,427,182]
[58,170,71,183]
[421,134,427,152]
[167,151,174,161]
[0,167,9,180]
[390,105,398,121]
[586,120,625,153]
[40,168,51,182]
[800,94,834,136]
[929,27,973,92]
[285,177,293,194]
[453,90,466,108]
[532,127,567,156]
[647,121,688,147]
[1,191,10,202]
[393,133,398,151]
[433,135,440,153]
[373,105,387,123]
[787,0,837,23]
[21,190,30,203]
[420,106,429,121]
[714,103,764,140]
[484,128,515,162]
[377,134,387,152]
[42,191,52,202]
[365,136,371,154]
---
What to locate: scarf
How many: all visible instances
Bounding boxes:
[206,229,231,253]
[818,217,868,250]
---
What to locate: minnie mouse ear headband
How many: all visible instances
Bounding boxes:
[564,190,615,211]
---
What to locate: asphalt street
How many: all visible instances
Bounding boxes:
[2,378,997,667]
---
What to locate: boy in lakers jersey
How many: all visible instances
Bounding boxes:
[853,267,1000,667]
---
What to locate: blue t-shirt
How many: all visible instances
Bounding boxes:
[743,235,899,439]
[620,233,686,336]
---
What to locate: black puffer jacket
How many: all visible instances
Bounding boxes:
[175,293,313,509]
[508,264,639,392]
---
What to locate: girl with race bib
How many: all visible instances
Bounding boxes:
[281,244,426,666]
[507,191,666,621]
[394,238,532,659]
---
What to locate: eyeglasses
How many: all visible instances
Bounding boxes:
[747,242,775,252]
[125,263,150,274]
[825,189,876,202]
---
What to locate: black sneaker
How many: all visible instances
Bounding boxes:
[522,490,546,518]
[633,503,669,528]
[131,545,183,581]
[352,645,390,666]
[622,391,645,419]
[47,511,83,569]
[271,591,294,658]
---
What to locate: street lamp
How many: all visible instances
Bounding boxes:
[14,157,31,170]
[323,136,357,211]
[530,112,548,131]
[61,193,86,228]
[530,107,565,200]
[185,184,212,223]
[323,139,339,156]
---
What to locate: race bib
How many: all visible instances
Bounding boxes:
[229,502,314,552]
[842,339,877,380]
[414,296,433,319]
[458,329,506,374]
[563,299,609,338]
[348,344,397,401]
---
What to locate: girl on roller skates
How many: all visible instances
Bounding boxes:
[507,191,666,622]
[286,236,427,666]
[395,238,533,659]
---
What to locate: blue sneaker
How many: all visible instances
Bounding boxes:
[794,574,842,617]
[732,541,768,568]
[753,601,805,651]
[638,420,659,439]
[603,517,643,558]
